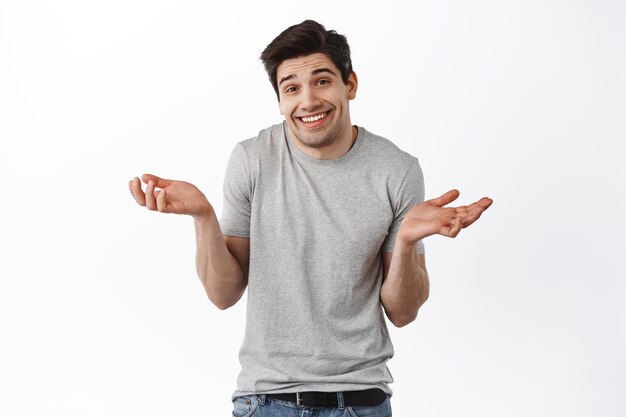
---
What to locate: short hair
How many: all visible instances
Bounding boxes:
[260,20,353,99]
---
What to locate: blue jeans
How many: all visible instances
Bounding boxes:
[232,393,392,417]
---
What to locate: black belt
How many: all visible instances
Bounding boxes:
[266,388,386,408]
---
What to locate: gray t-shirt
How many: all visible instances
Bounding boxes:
[221,122,425,400]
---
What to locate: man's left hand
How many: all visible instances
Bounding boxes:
[397,189,493,246]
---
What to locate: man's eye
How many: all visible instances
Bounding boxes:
[318,79,329,85]
[285,86,297,93]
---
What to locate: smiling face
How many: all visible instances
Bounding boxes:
[277,53,358,155]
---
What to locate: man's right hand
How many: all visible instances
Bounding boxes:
[128,174,213,219]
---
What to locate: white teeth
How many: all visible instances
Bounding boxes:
[301,112,327,123]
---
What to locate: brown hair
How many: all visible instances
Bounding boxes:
[260,20,353,99]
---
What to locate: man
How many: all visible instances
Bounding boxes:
[129,20,492,417]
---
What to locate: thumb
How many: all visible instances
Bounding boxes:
[141,173,172,189]
[429,189,460,207]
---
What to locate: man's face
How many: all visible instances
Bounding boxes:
[276,53,357,150]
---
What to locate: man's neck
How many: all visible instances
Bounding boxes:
[288,125,358,160]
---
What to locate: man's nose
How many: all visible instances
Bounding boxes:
[300,87,322,112]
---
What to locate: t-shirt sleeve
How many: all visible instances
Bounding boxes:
[220,143,252,237]
[382,158,426,254]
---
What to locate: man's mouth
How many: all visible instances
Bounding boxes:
[298,111,329,124]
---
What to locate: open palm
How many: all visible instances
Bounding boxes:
[397,189,493,244]
[129,174,212,218]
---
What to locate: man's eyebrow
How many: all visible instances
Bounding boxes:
[278,67,338,87]
[278,74,295,87]
[311,67,337,77]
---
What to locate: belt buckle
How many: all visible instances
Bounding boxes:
[296,392,303,406]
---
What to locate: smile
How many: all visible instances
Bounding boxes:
[299,111,328,123]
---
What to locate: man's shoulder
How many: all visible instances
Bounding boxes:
[226,123,285,169]
[235,122,285,151]
[358,126,419,170]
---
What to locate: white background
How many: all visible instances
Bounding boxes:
[1,0,625,416]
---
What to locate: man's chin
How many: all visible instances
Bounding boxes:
[295,133,336,149]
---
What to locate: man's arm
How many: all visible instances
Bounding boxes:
[381,249,429,328]
[194,212,250,310]
[129,174,249,310]
[380,189,493,328]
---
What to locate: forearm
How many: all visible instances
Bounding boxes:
[380,240,429,327]
[194,209,246,309]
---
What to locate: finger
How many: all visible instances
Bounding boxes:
[129,177,146,206]
[477,197,493,210]
[455,198,491,217]
[156,188,168,213]
[145,180,157,210]
[449,217,463,238]
[454,205,469,216]
[429,189,460,207]
[141,173,173,189]
[460,206,485,228]
[464,198,492,211]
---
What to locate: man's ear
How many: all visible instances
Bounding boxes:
[347,71,358,100]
